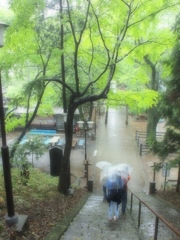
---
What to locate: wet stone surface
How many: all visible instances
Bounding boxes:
[60,195,141,240]
[60,192,180,240]
[131,193,180,240]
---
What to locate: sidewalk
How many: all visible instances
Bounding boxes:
[56,108,180,240]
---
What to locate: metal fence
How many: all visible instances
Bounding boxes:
[128,189,180,240]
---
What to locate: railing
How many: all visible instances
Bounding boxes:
[139,142,150,155]
[135,130,165,156]
[128,189,180,240]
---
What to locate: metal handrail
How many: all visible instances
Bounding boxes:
[128,189,180,240]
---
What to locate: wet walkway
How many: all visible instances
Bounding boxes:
[59,108,180,240]
[60,195,140,240]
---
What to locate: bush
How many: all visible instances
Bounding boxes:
[0,167,59,202]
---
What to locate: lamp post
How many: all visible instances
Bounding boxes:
[93,102,98,137]
[63,112,71,189]
[0,23,18,224]
[77,120,94,186]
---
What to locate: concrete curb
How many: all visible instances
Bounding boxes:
[44,192,91,240]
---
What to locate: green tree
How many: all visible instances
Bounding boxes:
[1,0,180,195]
[106,6,178,141]
[152,15,180,192]
[13,136,47,168]
[0,6,14,24]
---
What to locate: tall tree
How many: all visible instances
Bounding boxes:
[152,15,180,192]
[1,0,180,195]
[106,6,177,140]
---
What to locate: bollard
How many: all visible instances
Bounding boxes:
[149,181,156,194]
[87,180,93,192]
[139,143,142,156]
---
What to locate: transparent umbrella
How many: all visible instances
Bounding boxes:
[95,161,112,170]
[116,163,133,174]
[100,163,133,189]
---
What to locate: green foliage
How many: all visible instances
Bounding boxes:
[150,16,180,193]
[1,0,179,116]
[5,114,26,133]
[13,136,47,168]
[0,167,59,201]
[107,89,160,114]
[0,8,14,24]
[1,0,180,193]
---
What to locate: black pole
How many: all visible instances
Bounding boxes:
[1,146,15,216]
[64,121,71,189]
[153,162,156,182]
[0,71,16,218]
[84,128,89,186]
[94,107,96,136]
[164,163,167,192]
[85,128,87,160]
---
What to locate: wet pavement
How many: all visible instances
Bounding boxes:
[60,195,140,240]
[59,108,180,240]
[3,107,180,239]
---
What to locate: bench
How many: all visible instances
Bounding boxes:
[56,138,77,149]
[78,139,85,148]
[72,138,77,149]
[57,138,65,148]
[44,137,51,146]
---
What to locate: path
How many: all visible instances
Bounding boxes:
[60,107,180,240]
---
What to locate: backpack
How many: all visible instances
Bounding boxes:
[106,177,123,204]
[107,188,123,204]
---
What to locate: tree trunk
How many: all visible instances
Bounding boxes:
[10,88,45,160]
[143,55,161,143]
[58,107,75,194]
[60,0,67,113]
[105,106,108,125]
[176,163,180,192]
[146,108,160,143]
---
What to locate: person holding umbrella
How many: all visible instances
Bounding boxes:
[95,161,112,202]
[106,172,124,221]
[96,161,132,220]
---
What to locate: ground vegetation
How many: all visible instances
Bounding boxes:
[0,167,87,239]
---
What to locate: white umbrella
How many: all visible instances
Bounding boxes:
[116,163,133,175]
[96,161,112,170]
[100,163,133,188]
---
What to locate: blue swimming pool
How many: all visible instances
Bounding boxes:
[29,129,56,135]
[19,134,52,146]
